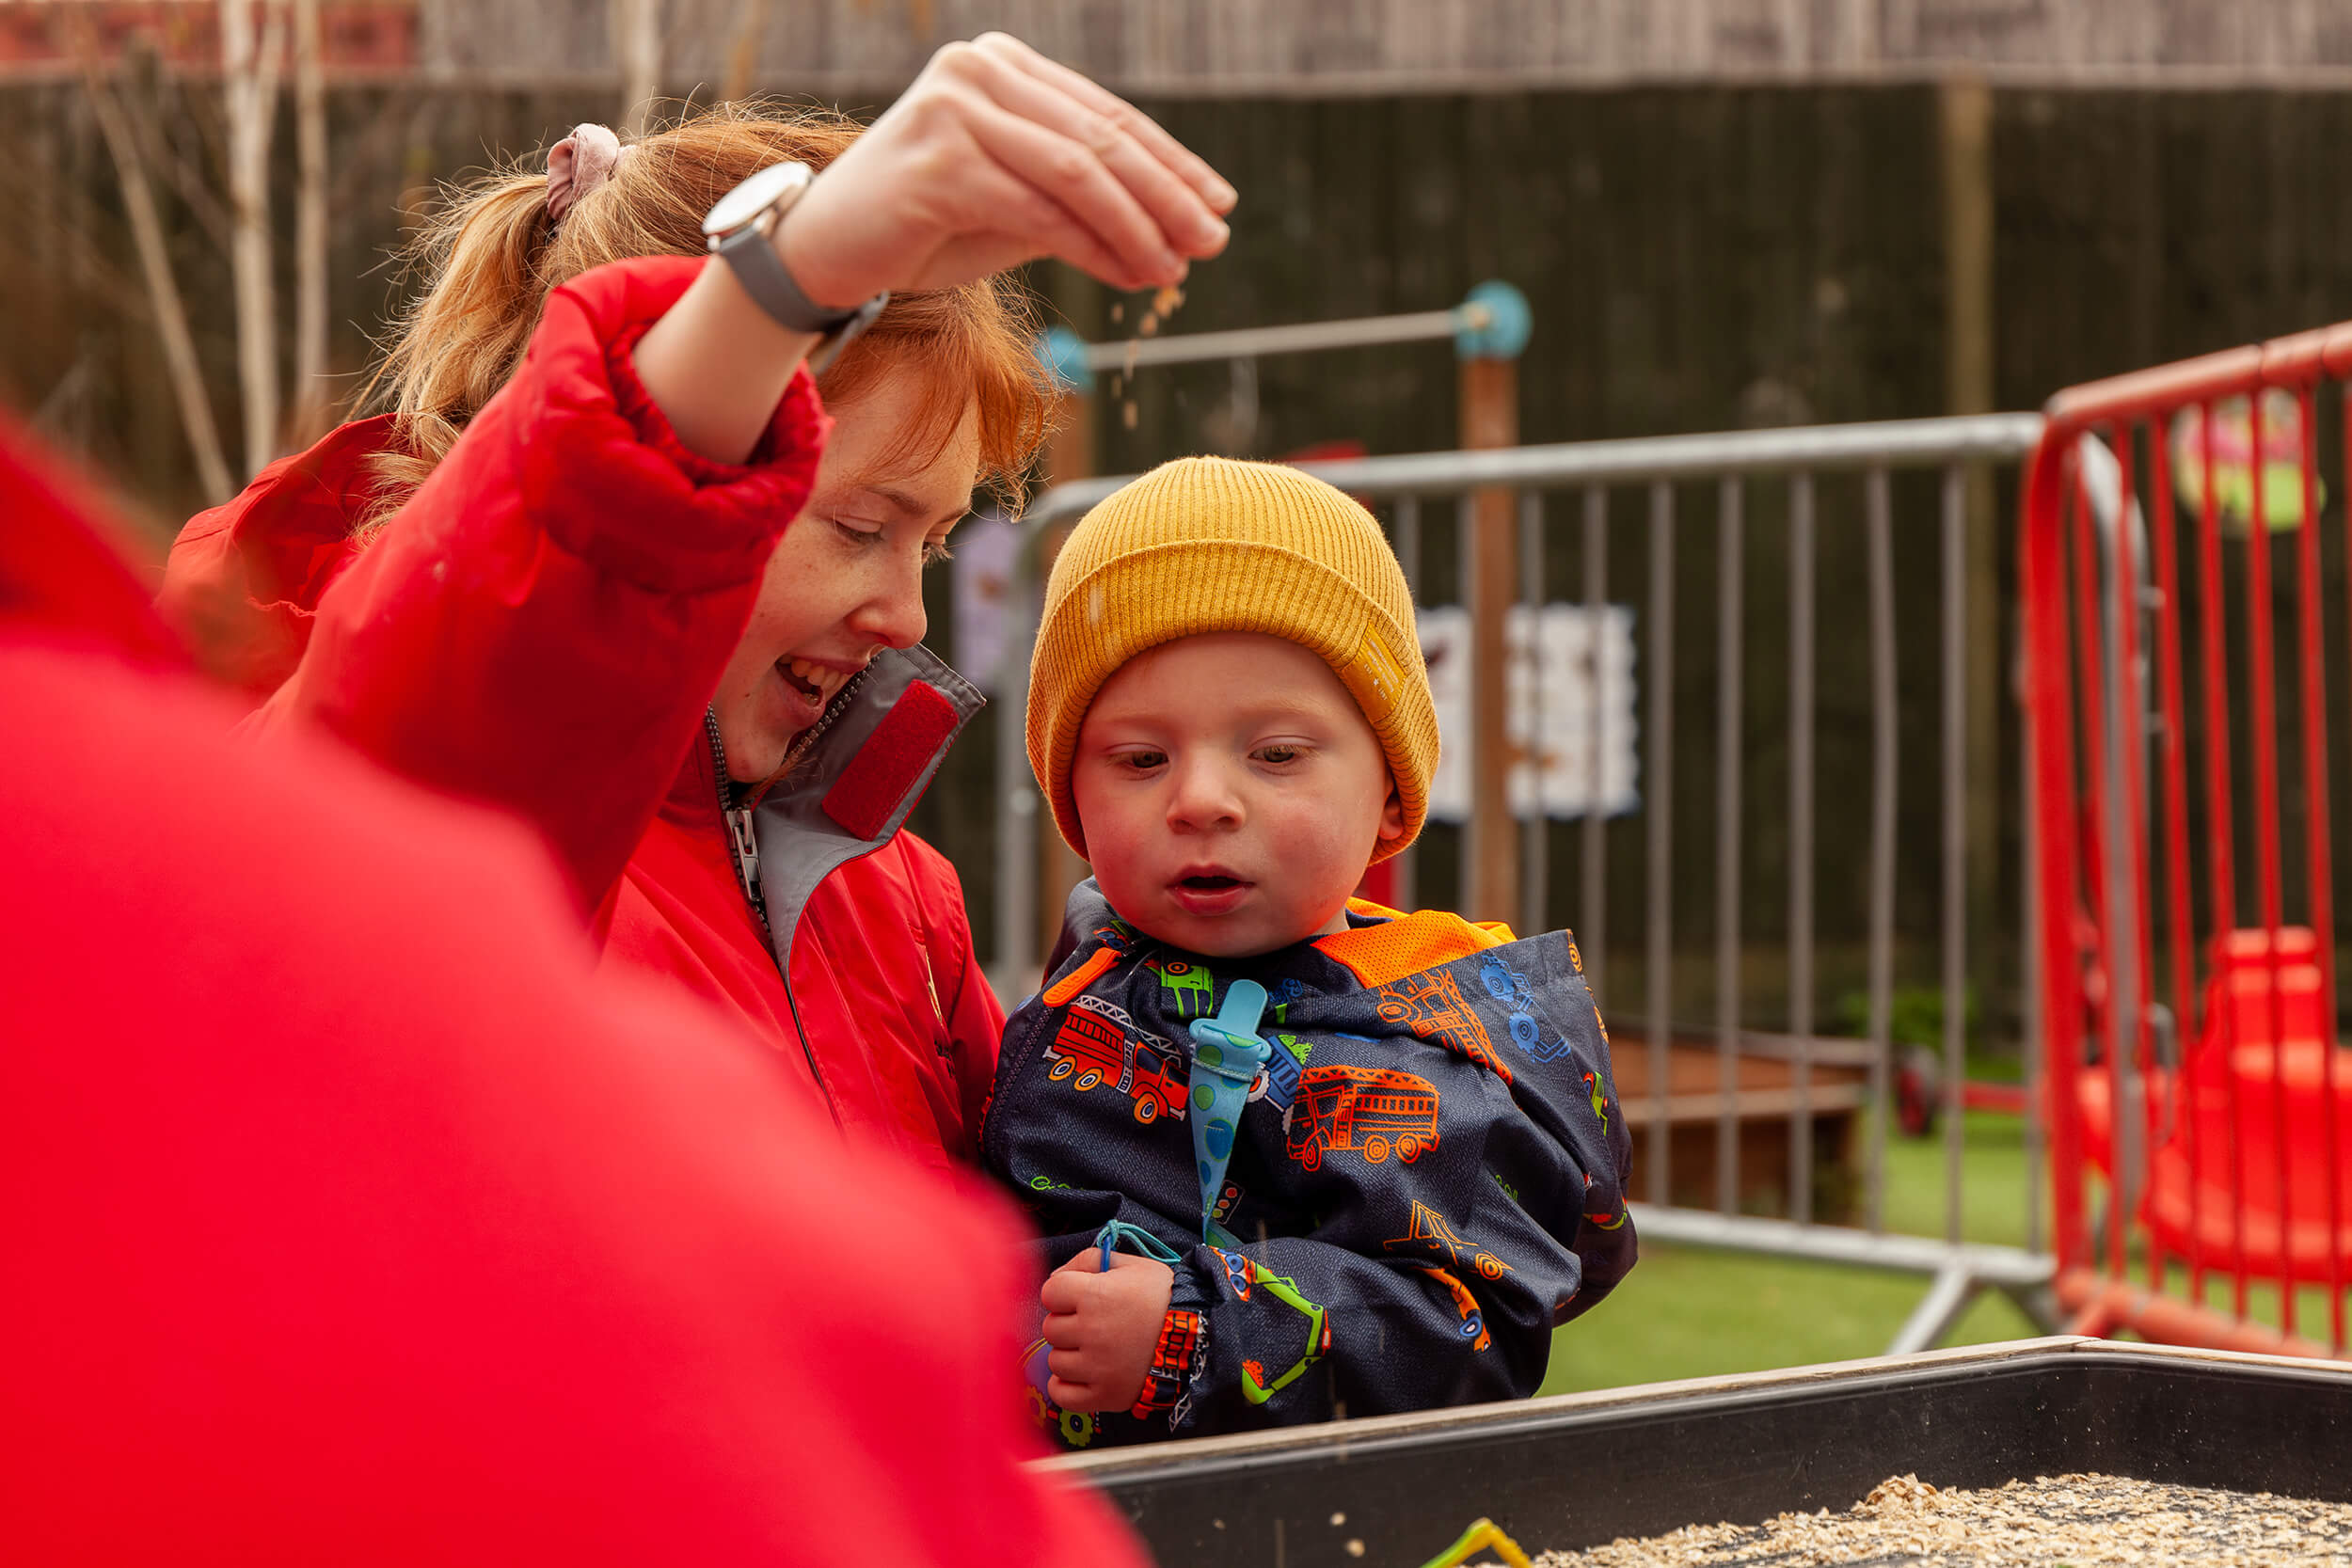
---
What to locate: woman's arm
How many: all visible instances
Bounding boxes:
[272,35,1230,913]
[631,32,1232,465]
[262,260,821,916]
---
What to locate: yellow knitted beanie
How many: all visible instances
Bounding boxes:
[1026,455,1438,864]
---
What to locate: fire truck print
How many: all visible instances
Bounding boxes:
[1384,1200,1511,1280]
[1045,993,1186,1125]
[1375,967,1513,1083]
[1286,1064,1441,1170]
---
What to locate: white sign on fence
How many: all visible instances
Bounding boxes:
[1418,602,1640,823]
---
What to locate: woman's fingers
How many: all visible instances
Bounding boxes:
[787,35,1232,298]
[955,100,1189,288]
[970,32,1236,215]
[952,167,1142,288]
[958,38,1229,260]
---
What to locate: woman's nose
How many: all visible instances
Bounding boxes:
[851,558,929,649]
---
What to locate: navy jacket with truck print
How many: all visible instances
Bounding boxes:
[981,879,1636,1449]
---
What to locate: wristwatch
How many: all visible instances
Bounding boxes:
[702,162,887,374]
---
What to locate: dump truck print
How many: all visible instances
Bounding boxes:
[1251,1030,1311,1111]
[1286,1064,1441,1170]
[1046,993,1186,1124]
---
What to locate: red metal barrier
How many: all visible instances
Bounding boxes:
[2024,327,2352,1359]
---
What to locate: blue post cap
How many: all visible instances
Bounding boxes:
[1034,325,1094,394]
[1454,280,1532,361]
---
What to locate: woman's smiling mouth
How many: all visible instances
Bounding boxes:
[778,656,857,709]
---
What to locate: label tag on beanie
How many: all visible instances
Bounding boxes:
[1337,626,1406,722]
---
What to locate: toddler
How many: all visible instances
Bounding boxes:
[981,456,1634,1449]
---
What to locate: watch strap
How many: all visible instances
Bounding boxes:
[714,221,860,335]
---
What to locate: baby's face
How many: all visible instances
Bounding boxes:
[1071,632,1406,958]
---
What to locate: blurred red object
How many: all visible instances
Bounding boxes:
[0,410,1142,1567]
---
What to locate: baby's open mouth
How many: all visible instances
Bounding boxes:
[1168,870,1252,915]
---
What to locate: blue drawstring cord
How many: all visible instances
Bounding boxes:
[1095,1216,1185,1275]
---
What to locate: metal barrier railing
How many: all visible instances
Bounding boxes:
[2024,328,2352,1360]
[993,411,2060,1352]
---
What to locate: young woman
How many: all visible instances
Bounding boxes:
[159,36,1233,1176]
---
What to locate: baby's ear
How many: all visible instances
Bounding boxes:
[1375,779,1407,844]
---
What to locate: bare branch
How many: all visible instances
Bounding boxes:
[71,34,235,504]
[115,44,237,257]
[616,0,660,135]
[222,0,286,478]
[292,0,332,443]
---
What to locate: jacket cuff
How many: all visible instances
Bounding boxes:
[601,317,830,490]
[516,255,834,598]
[1127,1306,1206,1426]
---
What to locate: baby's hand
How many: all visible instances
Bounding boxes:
[1039,1250,1175,1412]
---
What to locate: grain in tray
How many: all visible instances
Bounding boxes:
[1524,1471,2352,1567]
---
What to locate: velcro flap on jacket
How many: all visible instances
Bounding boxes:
[821,679,960,841]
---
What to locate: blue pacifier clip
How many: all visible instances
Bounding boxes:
[1185,978,1274,1249]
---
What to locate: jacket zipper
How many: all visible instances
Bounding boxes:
[707,708,841,1128]
[777,666,867,774]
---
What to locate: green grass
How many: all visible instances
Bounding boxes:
[1879,1108,2036,1249]
[1540,1108,2048,1397]
[1541,1244,2042,1395]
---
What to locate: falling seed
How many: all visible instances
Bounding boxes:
[1345,1542,1365,1559]
[1122,401,1138,430]
[1152,284,1186,318]
[1330,1513,1347,1528]
[1109,302,1124,323]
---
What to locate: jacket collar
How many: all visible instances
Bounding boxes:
[737,642,984,962]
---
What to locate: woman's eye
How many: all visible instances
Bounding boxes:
[831,517,884,546]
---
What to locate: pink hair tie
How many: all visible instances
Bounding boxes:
[546,123,633,224]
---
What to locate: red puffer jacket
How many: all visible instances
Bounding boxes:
[159,257,1003,1177]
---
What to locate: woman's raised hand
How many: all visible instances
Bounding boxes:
[778,34,1236,307]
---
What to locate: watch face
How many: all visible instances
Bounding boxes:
[703,162,809,238]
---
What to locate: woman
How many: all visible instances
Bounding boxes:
[159,36,1233,1176]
